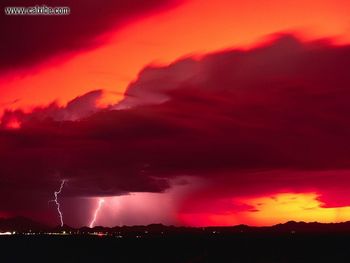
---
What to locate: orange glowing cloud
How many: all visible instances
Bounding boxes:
[1,0,350,114]
[179,193,350,227]
[243,193,350,226]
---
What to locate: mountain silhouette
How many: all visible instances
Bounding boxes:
[0,216,49,232]
[2,216,350,234]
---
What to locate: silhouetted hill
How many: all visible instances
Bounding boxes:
[0,216,49,232]
[51,224,76,233]
[272,220,350,233]
[3,216,350,234]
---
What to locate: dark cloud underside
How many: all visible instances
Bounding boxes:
[1,34,350,212]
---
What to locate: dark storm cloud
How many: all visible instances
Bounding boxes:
[2,34,350,212]
[0,0,180,72]
[2,89,103,123]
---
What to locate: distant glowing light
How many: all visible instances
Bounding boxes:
[0,232,12,235]
[243,192,350,225]
[5,118,21,129]
[179,192,350,226]
[89,198,105,228]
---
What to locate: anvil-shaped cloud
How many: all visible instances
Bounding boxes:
[1,34,350,221]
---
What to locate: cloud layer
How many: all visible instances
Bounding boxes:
[2,34,350,220]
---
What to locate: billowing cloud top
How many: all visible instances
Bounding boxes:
[2,34,350,215]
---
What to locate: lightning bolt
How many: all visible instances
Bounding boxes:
[89,198,105,228]
[50,180,66,227]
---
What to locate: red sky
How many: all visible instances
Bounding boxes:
[2,0,350,112]
[1,0,350,227]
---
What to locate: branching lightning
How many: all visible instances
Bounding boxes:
[50,180,66,227]
[89,198,105,228]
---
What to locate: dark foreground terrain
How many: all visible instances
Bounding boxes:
[1,218,350,262]
[0,232,349,262]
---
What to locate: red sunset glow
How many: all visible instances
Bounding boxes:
[1,0,350,227]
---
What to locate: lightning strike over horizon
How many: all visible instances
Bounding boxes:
[89,198,105,228]
[50,180,66,227]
